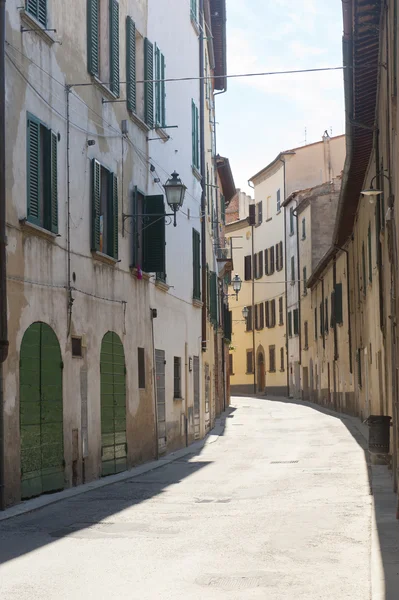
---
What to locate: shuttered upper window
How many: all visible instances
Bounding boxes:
[126,16,136,113]
[26,114,58,234]
[192,100,200,170]
[154,45,166,128]
[91,159,118,259]
[25,0,47,27]
[193,229,201,300]
[87,0,120,97]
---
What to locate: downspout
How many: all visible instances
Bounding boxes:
[199,0,207,353]
[279,157,289,397]
[0,0,8,511]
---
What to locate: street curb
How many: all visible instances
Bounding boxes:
[0,412,228,522]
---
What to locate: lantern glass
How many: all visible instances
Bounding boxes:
[232,274,242,294]
[242,306,249,320]
[164,171,186,211]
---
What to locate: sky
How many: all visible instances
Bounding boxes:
[216,0,345,194]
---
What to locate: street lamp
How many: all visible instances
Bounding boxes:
[164,171,187,226]
[242,306,249,320]
[232,274,242,300]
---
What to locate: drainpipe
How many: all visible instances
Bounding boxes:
[279,157,289,397]
[0,0,8,511]
[199,0,207,353]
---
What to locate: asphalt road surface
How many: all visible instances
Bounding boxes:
[0,397,374,599]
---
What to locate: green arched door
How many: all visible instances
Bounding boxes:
[100,332,127,476]
[20,322,64,500]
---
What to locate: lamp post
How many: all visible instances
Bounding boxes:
[164,171,186,227]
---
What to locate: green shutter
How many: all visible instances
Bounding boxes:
[335,283,343,324]
[144,38,154,128]
[27,116,41,226]
[293,309,299,335]
[26,0,47,27]
[91,159,101,251]
[154,45,160,126]
[161,53,166,127]
[362,242,366,295]
[368,223,372,282]
[50,132,58,234]
[190,0,197,20]
[111,173,118,259]
[143,194,165,272]
[131,186,139,267]
[192,101,199,169]
[87,0,99,77]
[193,229,201,300]
[192,100,196,167]
[195,105,199,168]
[210,272,217,325]
[109,0,120,96]
[126,17,136,112]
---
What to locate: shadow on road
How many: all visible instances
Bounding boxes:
[248,394,399,600]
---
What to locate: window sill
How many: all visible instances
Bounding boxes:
[155,279,170,292]
[19,219,58,242]
[128,110,151,133]
[91,251,118,266]
[192,298,203,308]
[155,127,170,142]
[268,370,276,374]
[173,396,183,402]
[130,267,151,281]
[266,217,272,223]
[20,10,56,45]
[192,166,202,181]
[92,76,119,102]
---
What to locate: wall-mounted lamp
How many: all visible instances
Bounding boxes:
[87,139,96,146]
[242,306,249,320]
[232,274,242,301]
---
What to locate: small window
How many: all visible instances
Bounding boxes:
[280,347,285,371]
[174,357,182,398]
[277,189,281,212]
[246,350,254,374]
[25,0,47,27]
[301,218,306,240]
[138,347,145,388]
[87,0,120,96]
[91,160,118,259]
[26,114,58,233]
[269,346,276,372]
[71,337,83,358]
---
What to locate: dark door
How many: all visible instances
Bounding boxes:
[155,349,167,454]
[101,332,127,476]
[193,356,200,439]
[20,322,64,500]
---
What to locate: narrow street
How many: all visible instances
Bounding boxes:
[0,397,394,599]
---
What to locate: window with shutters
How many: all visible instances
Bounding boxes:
[130,186,165,272]
[246,306,253,332]
[255,304,259,330]
[291,256,295,283]
[265,301,270,328]
[192,229,201,300]
[87,0,120,97]
[138,347,145,389]
[244,255,252,281]
[288,311,293,337]
[270,246,275,274]
[265,248,269,275]
[303,267,307,295]
[279,296,284,325]
[280,347,285,371]
[269,346,276,372]
[259,303,264,329]
[26,114,58,234]
[174,357,182,398]
[144,37,154,127]
[154,45,166,128]
[293,308,299,335]
[25,0,47,26]
[256,201,263,226]
[335,283,343,324]
[277,241,283,271]
[325,298,329,333]
[253,253,258,280]
[246,350,254,374]
[126,17,137,114]
[277,188,281,212]
[91,159,118,259]
[304,321,309,349]
[271,299,276,328]
[330,290,335,328]
[257,251,263,278]
[192,100,200,170]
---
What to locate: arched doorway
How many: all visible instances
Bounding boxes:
[20,322,64,500]
[100,331,127,476]
[257,346,265,393]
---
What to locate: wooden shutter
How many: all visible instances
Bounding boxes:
[253,253,258,279]
[325,298,328,332]
[246,306,252,331]
[368,223,372,282]
[258,251,263,278]
[270,246,275,274]
[280,347,284,371]
[304,321,308,348]
[244,255,252,280]
[126,17,136,112]
[111,173,118,259]
[144,38,154,127]
[265,249,269,275]
[258,201,263,224]
[314,307,318,339]
[362,242,366,295]
[27,117,40,226]
[221,196,226,224]
[50,131,58,234]
[210,271,217,325]
[357,349,362,387]
[143,194,165,272]
[288,311,292,337]
[320,303,323,336]
[291,256,295,281]
[255,305,259,330]
[335,283,343,324]
[265,301,270,328]
[110,0,120,96]
[91,159,101,251]
[26,0,47,27]
[248,204,256,225]
[275,243,279,272]
[87,0,99,77]
[192,229,201,300]
[161,53,166,127]
[154,45,161,126]
[293,309,299,335]
[279,241,283,270]
[279,296,283,325]
[246,350,253,374]
[260,303,264,329]
[303,267,307,294]
[271,299,276,327]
